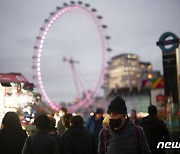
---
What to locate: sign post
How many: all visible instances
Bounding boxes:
[157,32,180,139]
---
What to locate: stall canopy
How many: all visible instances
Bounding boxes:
[0,73,28,83]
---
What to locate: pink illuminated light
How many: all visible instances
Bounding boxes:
[33,4,109,111]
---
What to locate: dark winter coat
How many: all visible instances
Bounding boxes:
[57,118,66,135]
[62,126,97,154]
[22,130,59,154]
[0,128,27,154]
[86,116,103,141]
[141,115,170,154]
[98,120,151,154]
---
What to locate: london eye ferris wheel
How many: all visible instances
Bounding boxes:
[32,1,112,111]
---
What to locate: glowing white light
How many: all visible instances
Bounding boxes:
[40,40,44,44]
[46,28,49,31]
[37,63,40,67]
[72,113,77,116]
[26,118,31,122]
[55,14,59,18]
[38,49,42,53]
[53,17,56,20]
[39,44,43,49]
[90,112,94,116]
[37,72,41,76]
[47,24,51,28]
[50,20,54,24]
[39,81,43,85]
[42,36,46,40]
[38,53,41,58]
[43,31,47,35]
[37,58,41,62]
[37,67,40,72]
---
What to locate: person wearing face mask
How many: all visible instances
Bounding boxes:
[98,96,151,154]
[57,107,68,136]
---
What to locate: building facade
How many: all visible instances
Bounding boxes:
[104,54,161,96]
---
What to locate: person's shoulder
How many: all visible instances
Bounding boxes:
[135,125,143,132]
[99,126,109,136]
[46,134,58,143]
[62,130,70,138]
[142,116,148,121]
[0,128,6,137]
[156,118,166,126]
[88,116,95,120]
[156,118,164,123]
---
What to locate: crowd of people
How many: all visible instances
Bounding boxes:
[0,96,171,154]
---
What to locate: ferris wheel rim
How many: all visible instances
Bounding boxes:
[32,3,111,111]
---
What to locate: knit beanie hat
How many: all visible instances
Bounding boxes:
[107,96,127,114]
[95,108,104,114]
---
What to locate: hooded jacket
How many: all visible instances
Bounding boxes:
[141,115,170,154]
[22,131,59,154]
[98,119,151,154]
[62,126,97,154]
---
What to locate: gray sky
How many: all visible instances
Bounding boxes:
[0,0,180,103]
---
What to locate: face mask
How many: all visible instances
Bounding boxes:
[58,112,64,117]
[109,118,123,129]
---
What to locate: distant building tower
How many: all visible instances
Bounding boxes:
[104,54,141,95]
[104,53,161,96]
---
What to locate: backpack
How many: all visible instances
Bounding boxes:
[101,124,140,154]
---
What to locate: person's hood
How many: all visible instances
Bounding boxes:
[142,115,158,124]
[68,126,88,136]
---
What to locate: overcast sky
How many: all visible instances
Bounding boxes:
[0,0,180,103]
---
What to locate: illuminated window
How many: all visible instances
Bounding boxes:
[148,74,153,79]
[132,80,136,84]
[136,74,140,78]
[141,64,145,68]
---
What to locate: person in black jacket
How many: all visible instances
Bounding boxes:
[0,112,27,154]
[48,115,63,154]
[141,105,170,154]
[22,114,59,154]
[62,115,97,154]
[98,96,151,154]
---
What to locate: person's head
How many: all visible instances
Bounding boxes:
[148,105,157,116]
[130,109,137,119]
[62,113,72,129]
[70,115,84,128]
[107,96,127,131]
[47,115,56,132]
[2,112,22,130]
[59,107,67,117]
[34,114,50,131]
[95,108,104,119]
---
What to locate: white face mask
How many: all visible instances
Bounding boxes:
[58,112,64,117]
